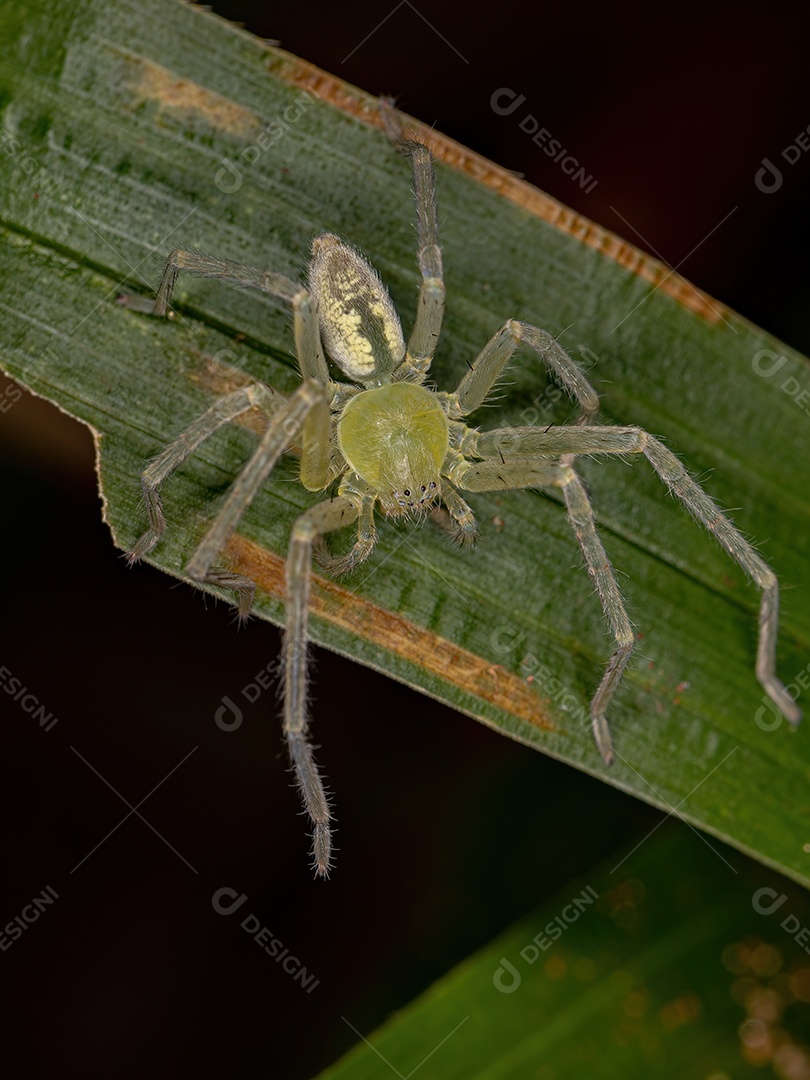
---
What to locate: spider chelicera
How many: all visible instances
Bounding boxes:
[128,101,800,876]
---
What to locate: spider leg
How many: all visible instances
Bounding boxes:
[467,424,640,459]
[128,382,285,564]
[559,469,634,763]
[497,428,799,727]
[171,383,347,874]
[638,432,800,728]
[153,249,330,384]
[131,260,334,586]
[183,379,330,615]
[380,101,445,383]
[285,495,366,875]
[314,493,377,577]
[446,322,599,424]
[439,482,478,546]
[452,457,631,762]
[457,421,801,745]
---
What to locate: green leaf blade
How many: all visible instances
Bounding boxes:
[1,0,808,885]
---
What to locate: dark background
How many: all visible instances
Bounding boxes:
[2,1,809,1076]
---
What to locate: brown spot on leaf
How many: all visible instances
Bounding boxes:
[225,533,554,733]
[128,57,258,136]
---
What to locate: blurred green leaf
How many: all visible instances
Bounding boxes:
[315,827,810,1078]
[0,0,808,884]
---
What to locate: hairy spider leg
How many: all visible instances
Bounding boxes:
[285,494,367,875]
[314,481,378,577]
[153,250,330,385]
[380,99,446,384]
[133,228,385,872]
[128,381,285,564]
[438,322,600,540]
[182,380,330,596]
[446,321,600,423]
[451,423,801,759]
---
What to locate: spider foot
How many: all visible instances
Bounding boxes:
[452,520,478,549]
[116,291,166,316]
[127,486,166,565]
[200,566,256,621]
[592,713,615,766]
[312,537,374,579]
[127,528,161,565]
[429,505,478,548]
[312,823,333,879]
[764,677,802,728]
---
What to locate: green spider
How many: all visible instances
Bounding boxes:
[128,102,800,876]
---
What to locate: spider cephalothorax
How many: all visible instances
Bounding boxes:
[337,383,447,519]
[128,100,800,877]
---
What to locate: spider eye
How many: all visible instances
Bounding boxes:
[403,489,410,497]
[429,481,437,489]
[420,485,426,493]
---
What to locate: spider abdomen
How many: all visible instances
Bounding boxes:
[338,383,448,513]
[309,234,406,383]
